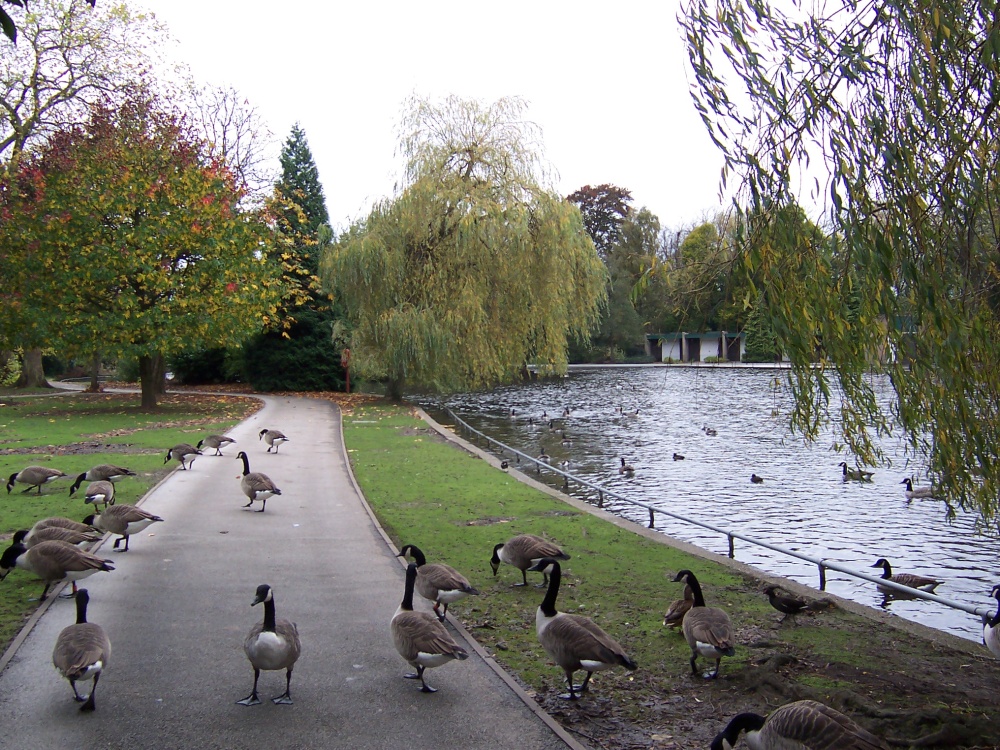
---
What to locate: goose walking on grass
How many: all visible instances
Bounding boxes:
[490,533,570,587]
[68,465,136,495]
[7,466,67,494]
[14,527,101,549]
[30,517,97,536]
[164,444,201,470]
[711,699,890,750]
[398,544,479,621]
[672,569,736,679]
[258,429,289,454]
[0,540,114,601]
[985,584,1000,659]
[391,563,468,693]
[52,589,111,713]
[237,451,282,512]
[900,477,937,501]
[84,505,163,552]
[82,480,115,509]
[528,558,637,700]
[196,434,236,456]
[663,585,694,629]
[839,461,873,482]
[237,584,301,706]
[870,558,941,593]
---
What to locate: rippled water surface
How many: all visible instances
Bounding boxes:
[421,366,1000,642]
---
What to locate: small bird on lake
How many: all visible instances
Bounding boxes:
[258,428,289,454]
[52,589,111,713]
[673,453,685,461]
[237,584,301,706]
[750,474,764,484]
[196,434,236,456]
[703,425,717,436]
[537,446,550,462]
[839,461,873,482]
[618,457,635,476]
[870,557,941,593]
[900,477,937,501]
[7,466,67,494]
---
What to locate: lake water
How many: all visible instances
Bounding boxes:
[419,365,1000,643]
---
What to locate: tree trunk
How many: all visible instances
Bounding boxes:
[386,376,405,402]
[152,353,167,394]
[15,348,50,388]
[138,355,159,410]
[87,350,103,393]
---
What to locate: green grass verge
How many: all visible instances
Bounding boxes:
[0,391,259,649]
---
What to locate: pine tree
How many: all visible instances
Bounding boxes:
[275,123,329,237]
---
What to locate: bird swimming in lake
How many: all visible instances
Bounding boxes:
[750,474,764,484]
[900,477,937,501]
[839,461,873,482]
[618,457,634,476]
[673,453,685,461]
[870,557,941,593]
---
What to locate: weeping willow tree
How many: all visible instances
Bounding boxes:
[683,0,1000,525]
[323,95,606,400]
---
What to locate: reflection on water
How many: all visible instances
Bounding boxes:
[423,366,1000,643]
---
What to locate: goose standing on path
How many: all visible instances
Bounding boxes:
[985,584,1000,659]
[196,434,236,456]
[69,465,136,495]
[710,699,890,750]
[82,480,115,509]
[900,477,936,501]
[237,584,301,706]
[236,451,282,512]
[527,558,637,700]
[7,466,67,494]
[259,429,289,454]
[490,533,570,587]
[397,544,480,621]
[839,461,873,482]
[672,569,736,679]
[870,558,942,593]
[52,589,111,713]
[391,563,468,693]
[164,444,201,470]
[83,505,163,552]
[0,539,115,600]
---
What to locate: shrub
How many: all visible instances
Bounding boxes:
[242,308,345,392]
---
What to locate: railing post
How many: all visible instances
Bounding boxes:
[648,509,655,529]
[563,475,569,490]
[598,491,604,508]
[728,534,735,559]
[818,564,827,591]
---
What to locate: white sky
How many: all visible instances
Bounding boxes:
[137,1,728,233]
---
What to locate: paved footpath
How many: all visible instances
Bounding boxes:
[0,395,574,750]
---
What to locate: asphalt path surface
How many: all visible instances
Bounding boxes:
[0,395,573,750]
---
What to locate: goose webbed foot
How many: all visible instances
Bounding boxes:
[80,693,96,712]
[271,692,293,705]
[236,692,261,706]
[403,672,421,679]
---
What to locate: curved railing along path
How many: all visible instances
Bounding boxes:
[0,395,575,750]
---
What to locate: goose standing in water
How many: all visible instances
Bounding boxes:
[528,558,637,699]
[236,451,282,512]
[258,429,289,453]
[7,466,67,494]
[391,563,468,692]
[490,533,570,587]
[397,544,479,621]
[710,699,889,750]
[985,584,1000,659]
[870,558,942,593]
[52,589,111,712]
[672,569,736,679]
[237,584,301,705]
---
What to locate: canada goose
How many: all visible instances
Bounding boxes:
[560,432,573,447]
[258,429,289,453]
[236,451,282,512]
[83,480,115,509]
[392,562,469,692]
[663,585,694,629]
[537,446,550,462]
[83,504,163,552]
[870,558,941,593]
[52,589,111,712]
[839,461,873,482]
[673,453,685,461]
[500,460,509,472]
[397,544,480,621]
[68,465,136,495]
[164,443,201,470]
[900,477,936,501]
[750,474,764,484]
[7,466,67,494]
[618,457,635,476]
[30,517,97,536]
[237,584,301,706]
[15,526,101,549]
[196,434,236,456]
[528,558,637,700]
[763,585,808,624]
[710,699,890,750]
[490,533,570,587]
[703,425,718,436]
[0,539,115,600]
[985,584,1000,659]
[672,569,736,679]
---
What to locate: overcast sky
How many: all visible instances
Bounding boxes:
[137,1,727,233]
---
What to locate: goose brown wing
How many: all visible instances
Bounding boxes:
[245,472,279,492]
[511,534,567,561]
[892,572,939,588]
[419,563,476,594]
[663,597,694,627]
[764,700,889,750]
[53,622,111,679]
[392,611,467,659]
[29,541,114,578]
[543,614,635,668]
[683,607,734,650]
[104,504,162,524]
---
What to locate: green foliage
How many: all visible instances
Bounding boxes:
[684,0,1000,523]
[275,123,329,238]
[566,183,633,259]
[169,347,244,385]
[325,95,606,399]
[743,294,780,363]
[243,308,345,392]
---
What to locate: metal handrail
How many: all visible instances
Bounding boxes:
[442,407,995,626]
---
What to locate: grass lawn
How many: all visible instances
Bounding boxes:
[342,401,998,749]
[0,391,260,648]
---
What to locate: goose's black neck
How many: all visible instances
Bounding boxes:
[990,592,1000,628]
[403,545,427,567]
[238,452,250,476]
[490,543,503,565]
[683,573,707,607]
[716,713,766,748]
[261,597,277,632]
[540,561,561,617]
[401,563,417,611]
[877,560,893,579]
[75,590,90,625]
